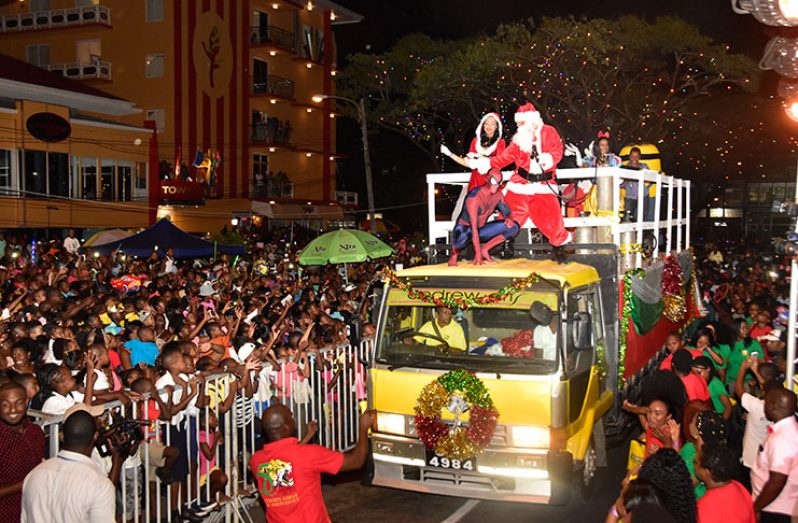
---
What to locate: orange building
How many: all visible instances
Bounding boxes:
[0,53,153,229]
[0,0,361,233]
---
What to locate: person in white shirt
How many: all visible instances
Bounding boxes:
[63,229,81,255]
[736,358,781,481]
[751,387,798,521]
[21,407,117,523]
[530,301,558,361]
[40,365,84,416]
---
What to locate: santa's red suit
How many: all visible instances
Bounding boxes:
[474,103,571,246]
[466,113,506,192]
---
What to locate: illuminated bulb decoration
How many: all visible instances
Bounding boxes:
[760,36,798,78]
[732,0,798,25]
[785,100,798,122]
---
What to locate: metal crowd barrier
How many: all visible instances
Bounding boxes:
[28,339,373,522]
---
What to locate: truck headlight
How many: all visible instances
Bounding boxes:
[376,413,405,435]
[511,425,550,448]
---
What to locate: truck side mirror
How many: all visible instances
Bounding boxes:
[571,311,592,351]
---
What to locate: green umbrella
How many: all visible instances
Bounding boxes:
[298,229,394,266]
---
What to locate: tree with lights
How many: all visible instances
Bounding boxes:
[340,16,762,178]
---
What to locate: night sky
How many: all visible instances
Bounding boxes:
[329,1,787,230]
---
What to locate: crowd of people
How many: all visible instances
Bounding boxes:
[612,239,798,523]
[0,228,405,522]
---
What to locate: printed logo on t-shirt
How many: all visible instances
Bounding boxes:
[256,459,295,498]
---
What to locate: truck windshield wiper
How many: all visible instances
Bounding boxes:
[385,353,446,371]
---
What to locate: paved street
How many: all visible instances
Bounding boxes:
[249,440,628,522]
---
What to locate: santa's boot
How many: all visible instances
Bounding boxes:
[552,244,573,265]
[448,248,460,267]
[480,235,507,263]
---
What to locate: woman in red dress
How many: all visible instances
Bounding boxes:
[441,112,506,191]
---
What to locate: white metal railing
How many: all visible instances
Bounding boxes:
[47,59,112,81]
[29,340,372,522]
[0,5,111,32]
[426,167,692,267]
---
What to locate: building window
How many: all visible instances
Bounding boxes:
[117,161,132,201]
[301,25,324,61]
[253,154,268,197]
[29,0,50,12]
[0,150,11,195]
[100,159,115,200]
[146,109,166,132]
[81,157,98,199]
[145,0,164,22]
[47,152,69,197]
[26,45,50,67]
[22,151,46,198]
[145,53,164,78]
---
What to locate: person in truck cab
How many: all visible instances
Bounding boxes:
[530,301,558,361]
[406,306,467,352]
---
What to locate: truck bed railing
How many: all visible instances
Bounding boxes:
[426,167,691,270]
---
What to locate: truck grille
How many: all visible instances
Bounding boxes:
[402,466,516,491]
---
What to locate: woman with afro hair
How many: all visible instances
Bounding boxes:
[639,448,698,523]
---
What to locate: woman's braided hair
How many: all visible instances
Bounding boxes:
[639,448,697,523]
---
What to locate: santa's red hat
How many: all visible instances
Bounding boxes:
[514,103,542,126]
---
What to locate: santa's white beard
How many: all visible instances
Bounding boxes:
[512,124,539,153]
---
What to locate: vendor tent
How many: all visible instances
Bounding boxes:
[90,218,244,258]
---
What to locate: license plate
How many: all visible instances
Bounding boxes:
[425,451,475,471]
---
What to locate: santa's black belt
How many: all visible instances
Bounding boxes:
[517,168,550,183]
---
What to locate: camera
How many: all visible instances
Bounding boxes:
[95,411,147,458]
[772,232,798,256]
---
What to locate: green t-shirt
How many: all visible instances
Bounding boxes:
[708,377,728,414]
[726,339,763,386]
[704,344,731,370]
[679,442,707,499]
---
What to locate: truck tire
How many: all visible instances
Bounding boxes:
[360,451,375,486]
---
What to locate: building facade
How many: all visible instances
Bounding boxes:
[0,53,152,230]
[0,0,361,233]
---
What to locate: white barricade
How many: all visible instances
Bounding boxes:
[28,339,373,522]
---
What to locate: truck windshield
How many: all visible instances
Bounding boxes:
[376,289,559,374]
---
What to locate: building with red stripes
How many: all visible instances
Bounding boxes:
[0,0,361,233]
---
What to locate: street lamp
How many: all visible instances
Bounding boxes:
[313,94,376,233]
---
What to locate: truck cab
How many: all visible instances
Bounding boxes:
[369,259,613,503]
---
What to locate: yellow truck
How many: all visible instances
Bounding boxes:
[367,166,694,504]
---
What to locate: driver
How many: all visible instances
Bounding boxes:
[409,306,467,352]
[531,302,557,360]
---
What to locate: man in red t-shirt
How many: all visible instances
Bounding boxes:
[672,349,710,402]
[696,443,755,523]
[659,333,704,371]
[250,405,375,523]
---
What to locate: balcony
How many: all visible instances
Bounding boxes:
[249,25,295,52]
[251,117,293,146]
[48,59,112,82]
[252,172,294,199]
[251,74,294,99]
[0,5,111,33]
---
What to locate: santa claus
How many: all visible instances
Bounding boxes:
[468,103,572,246]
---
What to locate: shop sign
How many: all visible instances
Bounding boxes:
[160,180,205,205]
[26,112,71,142]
